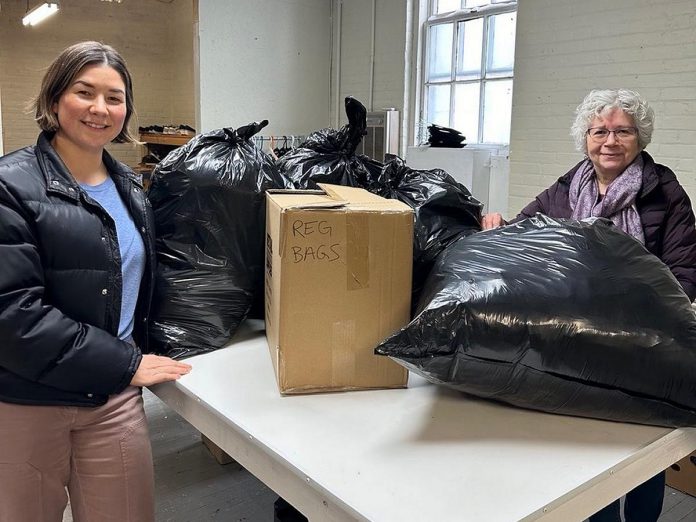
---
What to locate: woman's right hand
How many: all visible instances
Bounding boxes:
[481,213,506,230]
[130,354,192,386]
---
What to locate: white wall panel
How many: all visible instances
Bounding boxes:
[197,0,331,136]
[330,0,408,152]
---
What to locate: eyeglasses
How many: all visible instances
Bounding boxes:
[587,127,638,142]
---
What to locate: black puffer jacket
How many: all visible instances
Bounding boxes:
[0,132,156,406]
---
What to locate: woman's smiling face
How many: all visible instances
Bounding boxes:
[52,64,127,153]
[586,108,641,181]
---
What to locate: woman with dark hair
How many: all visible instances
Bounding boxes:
[483,89,696,522]
[0,41,191,521]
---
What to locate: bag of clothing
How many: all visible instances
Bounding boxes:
[376,215,696,427]
[373,154,482,301]
[147,121,290,358]
[427,123,466,148]
[277,96,383,190]
[278,94,483,302]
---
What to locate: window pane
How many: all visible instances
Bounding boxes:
[435,0,461,14]
[427,84,451,126]
[453,83,480,143]
[427,23,454,82]
[486,12,516,74]
[464,0,489,7]
[456,18,483,80]
[482,79,513,143]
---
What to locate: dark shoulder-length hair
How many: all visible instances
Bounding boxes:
[33,41,137,143]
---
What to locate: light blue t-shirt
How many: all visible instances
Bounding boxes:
[81,176,145,340]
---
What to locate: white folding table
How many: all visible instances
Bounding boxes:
[149,320,696,521]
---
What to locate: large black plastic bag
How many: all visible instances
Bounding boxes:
[147,121,290,358]
[376,215,696,427]
[374,154,482,301]
[277,97,383,190]
[278,95,483,302]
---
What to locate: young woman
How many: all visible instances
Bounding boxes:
[0,41,191,522]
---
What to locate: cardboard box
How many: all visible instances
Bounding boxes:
[201,434,235,466]
[667,451,696,497]
[265,184,413,394]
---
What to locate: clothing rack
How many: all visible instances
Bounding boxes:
[251,134,307,158]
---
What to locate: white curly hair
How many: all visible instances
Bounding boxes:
[570,89,654,154]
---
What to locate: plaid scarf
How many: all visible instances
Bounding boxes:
[569,154,645,244]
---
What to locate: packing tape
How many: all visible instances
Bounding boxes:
[346,213,369,290]
[331,319,357,386]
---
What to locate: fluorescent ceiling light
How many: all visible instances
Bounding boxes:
[22,2,60,26]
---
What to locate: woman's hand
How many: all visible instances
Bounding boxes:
[482,213,506,230]
[130,354,192,386]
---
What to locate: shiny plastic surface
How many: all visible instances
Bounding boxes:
[147,122,290,358]
[277,97,383,190]
[374,154,482,302]
[427,123,466,148]
[278,96,483,304]
[376,215,696,427]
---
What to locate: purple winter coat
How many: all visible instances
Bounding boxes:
[515,151,696,301]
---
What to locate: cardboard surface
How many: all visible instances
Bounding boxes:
[265,184,413,394]
[667,450,696,497]
[201,434,235,465]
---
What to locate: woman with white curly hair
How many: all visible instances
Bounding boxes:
[483,91,696,521]
[484,89,696,302]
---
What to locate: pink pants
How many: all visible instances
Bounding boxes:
[0,386,154,522]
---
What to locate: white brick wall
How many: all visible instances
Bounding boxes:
[0,0,195,167]
[510,0,696,217]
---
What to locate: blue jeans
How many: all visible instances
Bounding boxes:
[589,471,665,522]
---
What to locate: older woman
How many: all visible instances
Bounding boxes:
[484,89,696,301]
[483,89,696,521]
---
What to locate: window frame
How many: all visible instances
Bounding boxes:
[421,0,517,145]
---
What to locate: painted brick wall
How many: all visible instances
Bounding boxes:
[0,0,195,167]
[509,0,696,217]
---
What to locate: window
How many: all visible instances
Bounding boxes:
[422,0,517,144]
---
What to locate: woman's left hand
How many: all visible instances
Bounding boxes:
[482,213,505,230]
[130,354,192,386]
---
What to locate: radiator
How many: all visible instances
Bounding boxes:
[405,146,510,216]
[356,109,400,162]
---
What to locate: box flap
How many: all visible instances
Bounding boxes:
[317,184,412,213]
[267,185,413,213]
[266,188,325,195]
[267,187,347,210]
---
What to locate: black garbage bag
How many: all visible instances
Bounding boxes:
[148,121,291,358]
[428,123,466,148]
[376,215,696,427]
[374,154,482,302]
[277,95,483,304]
[277,96,383,190]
